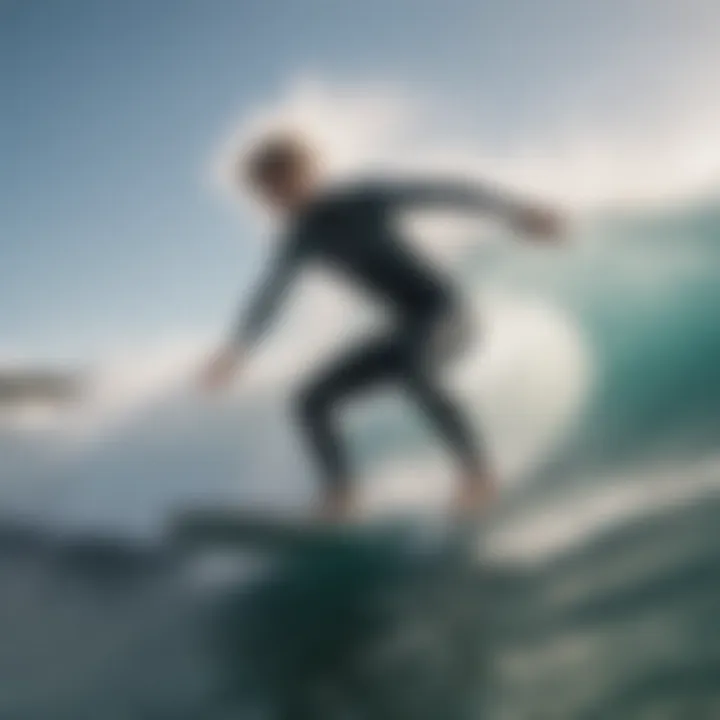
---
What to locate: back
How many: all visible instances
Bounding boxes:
[295,183,455,318]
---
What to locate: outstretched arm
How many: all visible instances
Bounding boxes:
[232,241,300,349]
[383,178,564,239]
[200,238,301,391]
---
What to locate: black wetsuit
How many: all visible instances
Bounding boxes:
[235,179,518,490]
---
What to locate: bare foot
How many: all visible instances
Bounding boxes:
[317,488,355,524]
[453,474,498,518]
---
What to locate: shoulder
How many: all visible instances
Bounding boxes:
[311,178,393,212]
[292,179,393,239]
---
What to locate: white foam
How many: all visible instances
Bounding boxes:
[0,292,591,535]
[486,457,720,564]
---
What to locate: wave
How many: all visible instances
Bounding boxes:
[0,455,718,719]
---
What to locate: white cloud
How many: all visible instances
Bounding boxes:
[211,76,720,213]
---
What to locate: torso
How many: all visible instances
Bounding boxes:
[293,185,455,321]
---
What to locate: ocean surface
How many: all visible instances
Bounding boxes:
[1,199,719,719]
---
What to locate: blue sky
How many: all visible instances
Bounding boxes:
[1,0,717,361]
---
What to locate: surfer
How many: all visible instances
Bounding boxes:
[200,134,563,521]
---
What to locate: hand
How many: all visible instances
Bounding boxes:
[198,346,244,392]
[514,204,566,242]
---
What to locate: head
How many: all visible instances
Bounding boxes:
[241,133,321,212]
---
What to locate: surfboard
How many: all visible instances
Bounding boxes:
[168,505,481,556]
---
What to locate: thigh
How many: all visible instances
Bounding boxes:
[302,333,407,406]
[397,309,473,394]
[418,307,474,370]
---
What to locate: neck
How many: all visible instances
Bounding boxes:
[288,184,320,213]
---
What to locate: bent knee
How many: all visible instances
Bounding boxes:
[294,383,334,424]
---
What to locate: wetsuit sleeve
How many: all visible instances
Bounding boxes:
[381,178,524,220]
[231,237,302,349]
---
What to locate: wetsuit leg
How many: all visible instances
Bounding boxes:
[295,335,404,491]
[382,309,483,476]
[402,361,485,477]
[295,316,485,491]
